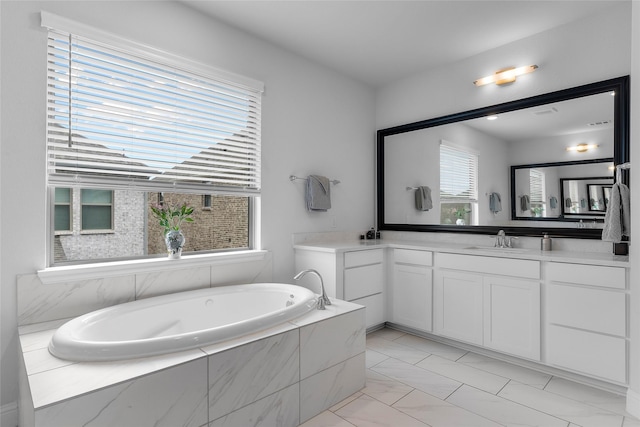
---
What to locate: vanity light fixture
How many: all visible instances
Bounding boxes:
[474,65,538,86]
[566,143,599,153]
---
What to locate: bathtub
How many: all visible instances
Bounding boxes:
[48,283,318,362]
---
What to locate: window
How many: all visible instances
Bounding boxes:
[81,189,113,231]
[54,188,72,232]
[529,169,546,217]
[203,194,212,209]
[439,141,478,225]
[44,14,263,265]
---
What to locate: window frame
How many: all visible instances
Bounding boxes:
[42,12,263,267]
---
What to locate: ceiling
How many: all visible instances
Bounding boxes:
[180,0,624,88]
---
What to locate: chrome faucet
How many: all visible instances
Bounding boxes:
[494,229,518,248]
[294,269,331,310]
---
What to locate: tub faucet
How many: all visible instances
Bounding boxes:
[294,269,331,310]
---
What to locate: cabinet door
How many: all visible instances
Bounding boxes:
[434,270,483,345]
[392,264,432,332]
[483,277,540,360]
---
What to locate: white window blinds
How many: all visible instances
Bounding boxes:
[529,169,545,203]
[45,27,262,195]
[439,141,478,201]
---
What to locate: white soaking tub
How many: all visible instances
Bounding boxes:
[49,283,317,362]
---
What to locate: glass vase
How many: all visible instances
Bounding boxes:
[165,229,185,259]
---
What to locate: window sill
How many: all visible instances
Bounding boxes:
[37,250,269,285]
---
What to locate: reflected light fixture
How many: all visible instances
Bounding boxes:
[566,143,599,153]
[474,65,538,86]
[487,115,498,121]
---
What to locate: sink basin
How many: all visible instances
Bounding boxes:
[464,246,530,254]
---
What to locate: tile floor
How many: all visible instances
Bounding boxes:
[301,328,640,427]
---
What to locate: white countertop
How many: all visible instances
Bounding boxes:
[293,238,629,267]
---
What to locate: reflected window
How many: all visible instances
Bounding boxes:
[440,141,478,225]
[529,169,546,217]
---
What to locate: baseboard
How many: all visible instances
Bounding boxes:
[1,401,18,427]
[627,388,640,419]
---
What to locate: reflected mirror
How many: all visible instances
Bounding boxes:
[511,159,613,221]
[377,76,629,238]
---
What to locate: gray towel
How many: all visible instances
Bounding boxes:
[415,186,432,211]
[489,192,502,213]
[520,195,530,211]
[306,175,331,211]
[602,182,631,242]
[565,197,572,208]
[550,196,557,209]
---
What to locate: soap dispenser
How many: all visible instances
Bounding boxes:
[541,234,552,251]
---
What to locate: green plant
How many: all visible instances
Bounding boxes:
[150,203,194,235]
[531,206,544,217]
[453,207,470,219]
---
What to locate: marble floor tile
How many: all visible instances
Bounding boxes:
[366,336,430,365]
[544,376,629,416]
[329,392,363,412]
[361,369,413,405]
[365,349,389,368]
[447,384,569,427]
[367,328,406,341]
[498,382,623,427]
[393,334,468,361]
[371,357,462,399]
[300,410,356,427]
[417,354,509,394]
[457,351,552,389]
[334,394,429,427]
[393,389,503,427]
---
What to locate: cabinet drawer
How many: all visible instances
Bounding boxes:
[344,249,384,268]
[437,253,540,279]
[351,293,385,329]
[394,248,433,266]
[547,284,625,336]
[344,263,384,300]
[547,324,626,383]
[547,262,626,290]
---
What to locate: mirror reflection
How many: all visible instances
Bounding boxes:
[511,160,613,221]
[377,76,629,238]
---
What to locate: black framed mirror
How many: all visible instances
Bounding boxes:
[377,76,629,239]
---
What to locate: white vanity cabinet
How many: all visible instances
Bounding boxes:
[294,246,385,329]
[434,253,541,360]
[390,248,433,332]
[545,262,627,384]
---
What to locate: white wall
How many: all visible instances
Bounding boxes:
[0,1,375,419]
[627,0,640,418]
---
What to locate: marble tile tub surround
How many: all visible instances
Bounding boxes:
[18,300,366,427]
[17,252,273,326]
